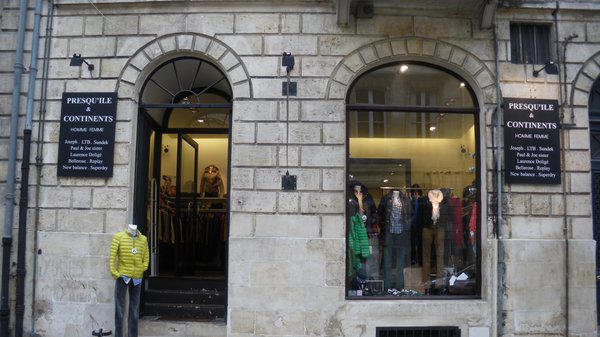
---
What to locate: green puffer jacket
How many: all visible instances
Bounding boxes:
[348,214,370,274]
[109,230,149,279]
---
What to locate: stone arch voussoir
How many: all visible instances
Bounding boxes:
[571,52,600,109]
[326,37,497,105]
[116,33,252,101]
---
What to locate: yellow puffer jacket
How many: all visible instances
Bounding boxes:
[109,230,149,279]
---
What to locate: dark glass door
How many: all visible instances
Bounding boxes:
[173,134,198,275]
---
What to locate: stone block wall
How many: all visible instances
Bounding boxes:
[496,7,599,337]
[0,1,597,336]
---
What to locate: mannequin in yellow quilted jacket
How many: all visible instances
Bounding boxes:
[109,224,149,337]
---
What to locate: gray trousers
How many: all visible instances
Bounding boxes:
[114,278,142,337]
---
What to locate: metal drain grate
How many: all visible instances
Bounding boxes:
[376,326,461,337]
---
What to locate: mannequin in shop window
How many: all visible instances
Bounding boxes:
[347,183,372,287]
[348,182,378,290]
[348,182,378,236]
[200,165,225,198]
[161,175,176,197]
[378,189,411,292]
[160,175,176,207]
[109,224,149,337]
[420,189,452,290]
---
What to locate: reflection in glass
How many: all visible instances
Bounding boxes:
[169,93,230,129]
[348,63,474,108]
[180,138,195,193]
[348,112,477,297]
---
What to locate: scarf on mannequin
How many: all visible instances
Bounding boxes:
[428,189,444,223]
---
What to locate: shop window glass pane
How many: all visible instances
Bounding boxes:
[168,93,230,129]
[346,63,478,299]
[348,64,474,108]
[592,134,600,160]
[590,79,600,115]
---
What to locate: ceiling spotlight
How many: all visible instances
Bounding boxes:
[383,179,389,183]
[459,82,466,88]
[197,119,205,123]
[429,126,437,132]
[399,65,408,73]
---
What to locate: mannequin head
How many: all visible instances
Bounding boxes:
[392,190,400,199]
[127,224,137,236]
[200,164,224,197]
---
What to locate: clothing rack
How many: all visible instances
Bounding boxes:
[380,187,419,190]
[379,186,454,190]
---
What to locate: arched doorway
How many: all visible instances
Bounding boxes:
[589,77,600,323]
[133,56,231,320]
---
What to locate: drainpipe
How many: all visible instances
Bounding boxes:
[1,0,29,335]
[560,32,578,337]
[559,97,570,337]
[553,3,575,336]
[31,1,55,335]
[492,14,506,337]
[14,0,44,335]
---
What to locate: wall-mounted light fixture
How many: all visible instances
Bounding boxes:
[69,53,94,71]
[281,52,296,96]
[532,61,558,77]
[282,52,295,74]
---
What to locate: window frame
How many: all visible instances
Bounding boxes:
[510,22,553,65]
[345,61,482,300]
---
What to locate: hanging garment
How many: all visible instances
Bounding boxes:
[428,189,443,223]
[469,202,478,247]
[348,214,370,275]
[378,190,411,234]
[451,197,463,248]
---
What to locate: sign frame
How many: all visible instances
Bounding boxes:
[503,97,561,185]
[57,92,118,177]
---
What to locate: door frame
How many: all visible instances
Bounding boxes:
[589,77,600,324]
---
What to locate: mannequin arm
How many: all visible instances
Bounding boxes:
[109,233,121,279]
[142,237,150,272]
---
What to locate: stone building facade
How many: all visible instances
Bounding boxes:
[0,0,598,336]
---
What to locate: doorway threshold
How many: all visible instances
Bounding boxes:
[139,316,226,337]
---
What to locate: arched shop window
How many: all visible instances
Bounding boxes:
[588,78,600,324]
[346,62,480,298]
